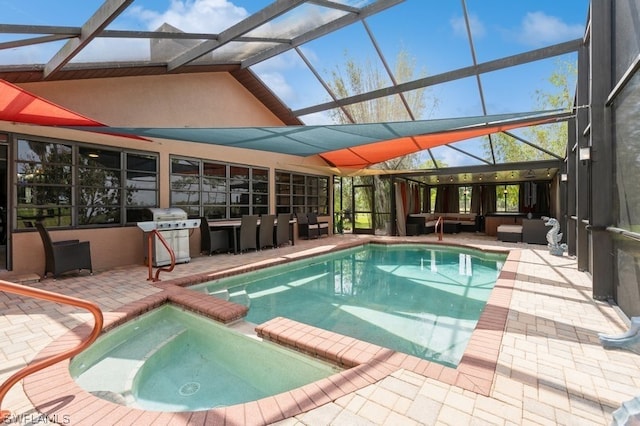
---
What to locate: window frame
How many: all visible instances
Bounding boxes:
[496,184,519,212]
[14,135,159,229]
[170,156,269,219]
[458,185,472,213]
[275,170,329,215]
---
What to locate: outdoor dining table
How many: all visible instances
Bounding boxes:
[209,217,296,254]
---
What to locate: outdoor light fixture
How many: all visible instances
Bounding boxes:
[579,147,591,161]
[561,173,568,181]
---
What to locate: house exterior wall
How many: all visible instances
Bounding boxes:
[4,73,331,276]
[19,72,282,127]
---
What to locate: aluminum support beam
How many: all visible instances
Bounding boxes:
[241,0,404,69]
[294,39,582,117]
[576,44,590,272]
[589,1,614,299]
[43,0,133,79]
[167,0,306,71]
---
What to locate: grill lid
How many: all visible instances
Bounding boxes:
[147,208,188,221]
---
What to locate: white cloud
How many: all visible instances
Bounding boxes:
[256,71,296,103]
[434,146,469,168]
[299,111,333,125]
[2,0,251,63]
[73,38,150,62]
[129,0,248,32]
[518,12,583,46]
[450,13,486,39]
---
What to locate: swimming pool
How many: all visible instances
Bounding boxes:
[192,243,506,367]
[70,304,340,411]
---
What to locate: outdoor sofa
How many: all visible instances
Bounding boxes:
[407,212,478,234]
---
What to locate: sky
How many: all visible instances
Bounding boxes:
[0,0,589,166]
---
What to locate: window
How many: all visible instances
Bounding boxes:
[78,147,122,225]
[125,153,160,223]
[171,157,268,219]
[171,158,201,218]
[276,171,329,214]
[496,184,519,212]
[203,162,227,219]
[429,187,437,213]
[459,186,472,213]
[17,140,72,228]
[16,138,158,228]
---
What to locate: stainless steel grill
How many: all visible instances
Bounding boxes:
[137,208,200,267]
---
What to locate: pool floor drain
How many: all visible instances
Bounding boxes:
[179,381,200,396]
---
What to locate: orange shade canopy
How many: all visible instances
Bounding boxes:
[319,117,558,168]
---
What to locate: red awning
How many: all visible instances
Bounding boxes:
[0,79,104,126]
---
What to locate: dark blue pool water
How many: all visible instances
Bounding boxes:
[193,244,506,367]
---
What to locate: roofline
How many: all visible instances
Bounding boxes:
[0,62,302,126]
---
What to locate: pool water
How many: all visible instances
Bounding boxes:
[70,305,339,411]
[193,244,506,367]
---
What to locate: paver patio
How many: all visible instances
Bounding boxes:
[0,233,636,425]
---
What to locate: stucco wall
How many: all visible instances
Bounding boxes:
[12,227,146,275]
[3,72,332,276]
[19,72,282,127]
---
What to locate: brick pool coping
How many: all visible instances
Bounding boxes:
[22,242,518,425]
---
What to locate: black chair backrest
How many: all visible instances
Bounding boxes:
[200,216,211,251]
[35,222,53,252]
[296,212,308,225]
[307,212,319,225]
[276,213,290,246]
[240,215,258,251]
[35,222,56,275]
[259,214,275,248]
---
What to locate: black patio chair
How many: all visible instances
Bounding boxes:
[307,212,329,237]
[35,222,92,278]
[258,214,275,249]
[295,213,318,239]
[276,213,291,247]
[200,216,230,255]
[238,215,258,253]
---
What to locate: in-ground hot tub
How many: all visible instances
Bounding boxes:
[70,304,340,412]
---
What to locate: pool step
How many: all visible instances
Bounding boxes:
[73,321,188,403]
[124,327,188,404]
[209,288,230,301]
[228,286,251,307]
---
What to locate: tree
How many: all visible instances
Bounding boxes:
[326,48,438,231]
[327,48,438,170]
[487,59,576,162]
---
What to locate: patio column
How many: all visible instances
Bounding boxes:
[589,0,614,300]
